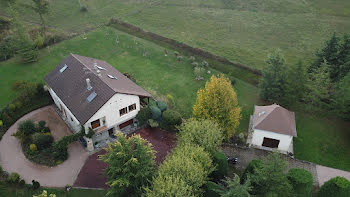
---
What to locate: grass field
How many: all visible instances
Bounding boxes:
[2,0,350,70]
[0,27,349,171]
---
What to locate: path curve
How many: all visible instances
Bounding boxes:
[0,106,88,187]
[316,165,350,186]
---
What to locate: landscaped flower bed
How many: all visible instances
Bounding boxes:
[13,120,83,166]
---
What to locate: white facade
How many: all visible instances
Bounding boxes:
[251,129,293,152]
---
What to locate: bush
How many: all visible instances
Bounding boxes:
[18,120,37,135]
[241,159,263,183]
[30,144,38,152]
[156,101,167,112]
[38,120,46,129]
[32,180,40,190]
[0,120,3,127]
[212,152,228,179]
[201,60,209,67]
[177,56,184,61]
[162,110,182,130]
[41,127,50,133]
[85,127,94,138]
[8,103,16,111]
[148,119,159,128]
[150,105,161,120]
[136,106,151,126]
[204,181,221,197]
[166,94,175,108]
[316,176,350,197]
[19,179,25,187]
[287,168,313,197]
[189,56,196,62]
[32,133,54,150]
[0,164,2,175]
[7,172,20,184]
[192,61,199,68]
[174,51,179,56]
[80,5,88,12]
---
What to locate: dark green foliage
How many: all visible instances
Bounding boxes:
[287,168,313,197]
[150,105,161,120]
[338,35,350,79]
[136,106,151,126]
[100,133,156,197]
[17,39,39,63]
[85,127,94,138]
[215,174,252,197]
[31,180,40,190]
[31,133,54,150]
[259,51,288,104]
[241,160,263,183]
[18,120,37,135]
[332,72,350,120]
[52,132,82,161]
[211,152,228,179]
[7,173,20,184]
[147,119,159,128]
[156,101,167,112]
[316,176,350,197]
[161,110,182,131]
[19,179,25,187]
[204,181,221,197]
[0,35,17,61]
[30,0,49,27]
[38,120,46,130]
[285,60,308,105]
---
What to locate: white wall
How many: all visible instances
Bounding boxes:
[48,88,81,133]
[84,93,140,132]
[251,129,293,152]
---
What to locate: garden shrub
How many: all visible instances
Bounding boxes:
[212,152,228,179]
[287,168,313,197]
[241,159,263,183]
[316,176,350,197]
[0,120,3,127]
[32,133,54,150]
[7,172,20,184]
[201,60,209,67]
[80,6,88,12]
[192,62,199,68]
[162,110,182,131]
[19,179,25,187]
[189,56,196,62]
[150,105,161,120]
[85,127,94,138]
[41,127,50,133]
[30,144,37,152]
[156,101,167,112]
[204,181,221,197]
[18,120,37,135]
[38,120,46,130]
[177,56,184,61]
[148,119,159,128]
[8,103,16,111]
[32,180,40,190]
[136,106,151,126]
[166,94,175,108]
[174,51,179,56]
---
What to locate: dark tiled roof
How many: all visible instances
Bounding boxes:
[44,54,151,124]
[253,104,297,137]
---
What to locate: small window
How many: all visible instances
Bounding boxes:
[91,119,100,129]
[128,103,136,112]
[119,107,128,116]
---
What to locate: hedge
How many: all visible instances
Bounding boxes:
[316,176,350,197]
[287,168,313,197]
[211,152,228,180]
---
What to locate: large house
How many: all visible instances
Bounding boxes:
[44,54,151,151]
[247,104,297,154]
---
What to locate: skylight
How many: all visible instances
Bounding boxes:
[96,65,106,70]
[107,74,117,80]
[86,91,97,103]
[59,64,68,73]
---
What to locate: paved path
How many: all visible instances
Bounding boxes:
[316,165,350,186]
[0,106,88,187]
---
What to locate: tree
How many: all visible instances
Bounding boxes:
[29,0,49,29]
[304,61,332,109]
[249,152,292,196]
[99,133,156,197]
[193,75,241,139]
[33,190,56,197]
[177,119,224,156]
[215,174,252,197]
[287,168,313,197]
[338,34,350,80]
[145,145,214,197]
[285,60,308,105]
[316,176,350,197]
[310,33,340,77]
[332,72,350,120]
[259,50,288,104]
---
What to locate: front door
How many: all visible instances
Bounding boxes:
[262,137,280,148]
[119,119,134,129]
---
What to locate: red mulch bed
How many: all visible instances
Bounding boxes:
[73,128,177,189]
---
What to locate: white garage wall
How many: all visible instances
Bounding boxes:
[48,88,81,133]
[84,93,140,132]
[251,129,293,152]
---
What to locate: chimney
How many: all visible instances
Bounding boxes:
[86,78,92,90]
[94,62,102,77]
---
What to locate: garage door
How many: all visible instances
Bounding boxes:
[119,119,134,129]
[262,137,280,148]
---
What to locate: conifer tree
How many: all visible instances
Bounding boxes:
[285,60,308,106]
[332,72,350,120]
[338,34,350,80]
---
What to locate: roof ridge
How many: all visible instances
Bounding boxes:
[254,105,278,128]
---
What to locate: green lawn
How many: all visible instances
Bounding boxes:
[0,184,106,197]
[2,0,350,70]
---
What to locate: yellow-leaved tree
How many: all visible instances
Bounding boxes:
[193,75,241,139]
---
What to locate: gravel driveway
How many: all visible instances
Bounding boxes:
[0,106,88,187]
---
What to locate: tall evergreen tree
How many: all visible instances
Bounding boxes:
[332,72,350,120]
[338,34,350,80]
[29,0,49,29]
[259,50,288,104]
[215,174,252,197]
[285,60,308,106]
[305,62,332,109]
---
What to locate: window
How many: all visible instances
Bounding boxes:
[119,107,128,116]
[128,103,136,112]
[262,137,280,148]
[91,119,100,129]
